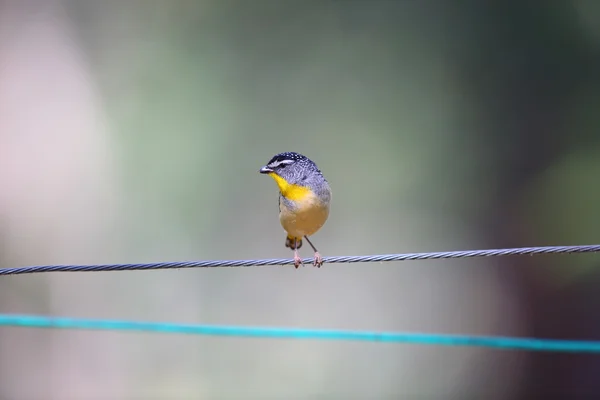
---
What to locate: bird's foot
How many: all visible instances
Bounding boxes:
[293,251,303,269]
[313,252,323,268]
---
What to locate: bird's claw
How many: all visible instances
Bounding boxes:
[313,252,323,268]
[293,253,303,269]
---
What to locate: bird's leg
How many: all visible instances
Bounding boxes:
[303,236,323,268]
[293,238,303,269]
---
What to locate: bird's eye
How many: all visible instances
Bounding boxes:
[268,159,294,169]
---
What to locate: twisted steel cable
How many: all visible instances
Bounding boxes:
[2,244,599,276]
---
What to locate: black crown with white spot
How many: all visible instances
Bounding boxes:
[266,152,308,167]
[262,152,323,178]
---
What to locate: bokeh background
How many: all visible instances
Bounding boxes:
[1,1,600,398]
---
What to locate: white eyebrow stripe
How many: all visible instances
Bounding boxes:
[268,159,295,168]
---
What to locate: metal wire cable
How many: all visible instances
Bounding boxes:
[2,244,599,276]
[1,314,599,352]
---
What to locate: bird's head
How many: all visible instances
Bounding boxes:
[259,152,325,200]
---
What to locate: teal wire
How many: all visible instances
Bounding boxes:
[0,314,599,353]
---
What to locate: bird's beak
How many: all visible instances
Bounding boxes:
[259,166,273,174]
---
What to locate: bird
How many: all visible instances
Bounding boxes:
[259,152,332,268]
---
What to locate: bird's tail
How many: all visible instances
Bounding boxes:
[285,235,302,250]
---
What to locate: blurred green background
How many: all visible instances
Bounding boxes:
[1,1,600,398]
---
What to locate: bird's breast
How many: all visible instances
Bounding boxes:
[279,192,330,237]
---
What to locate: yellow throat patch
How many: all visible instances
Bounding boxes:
[268,172,311,201]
